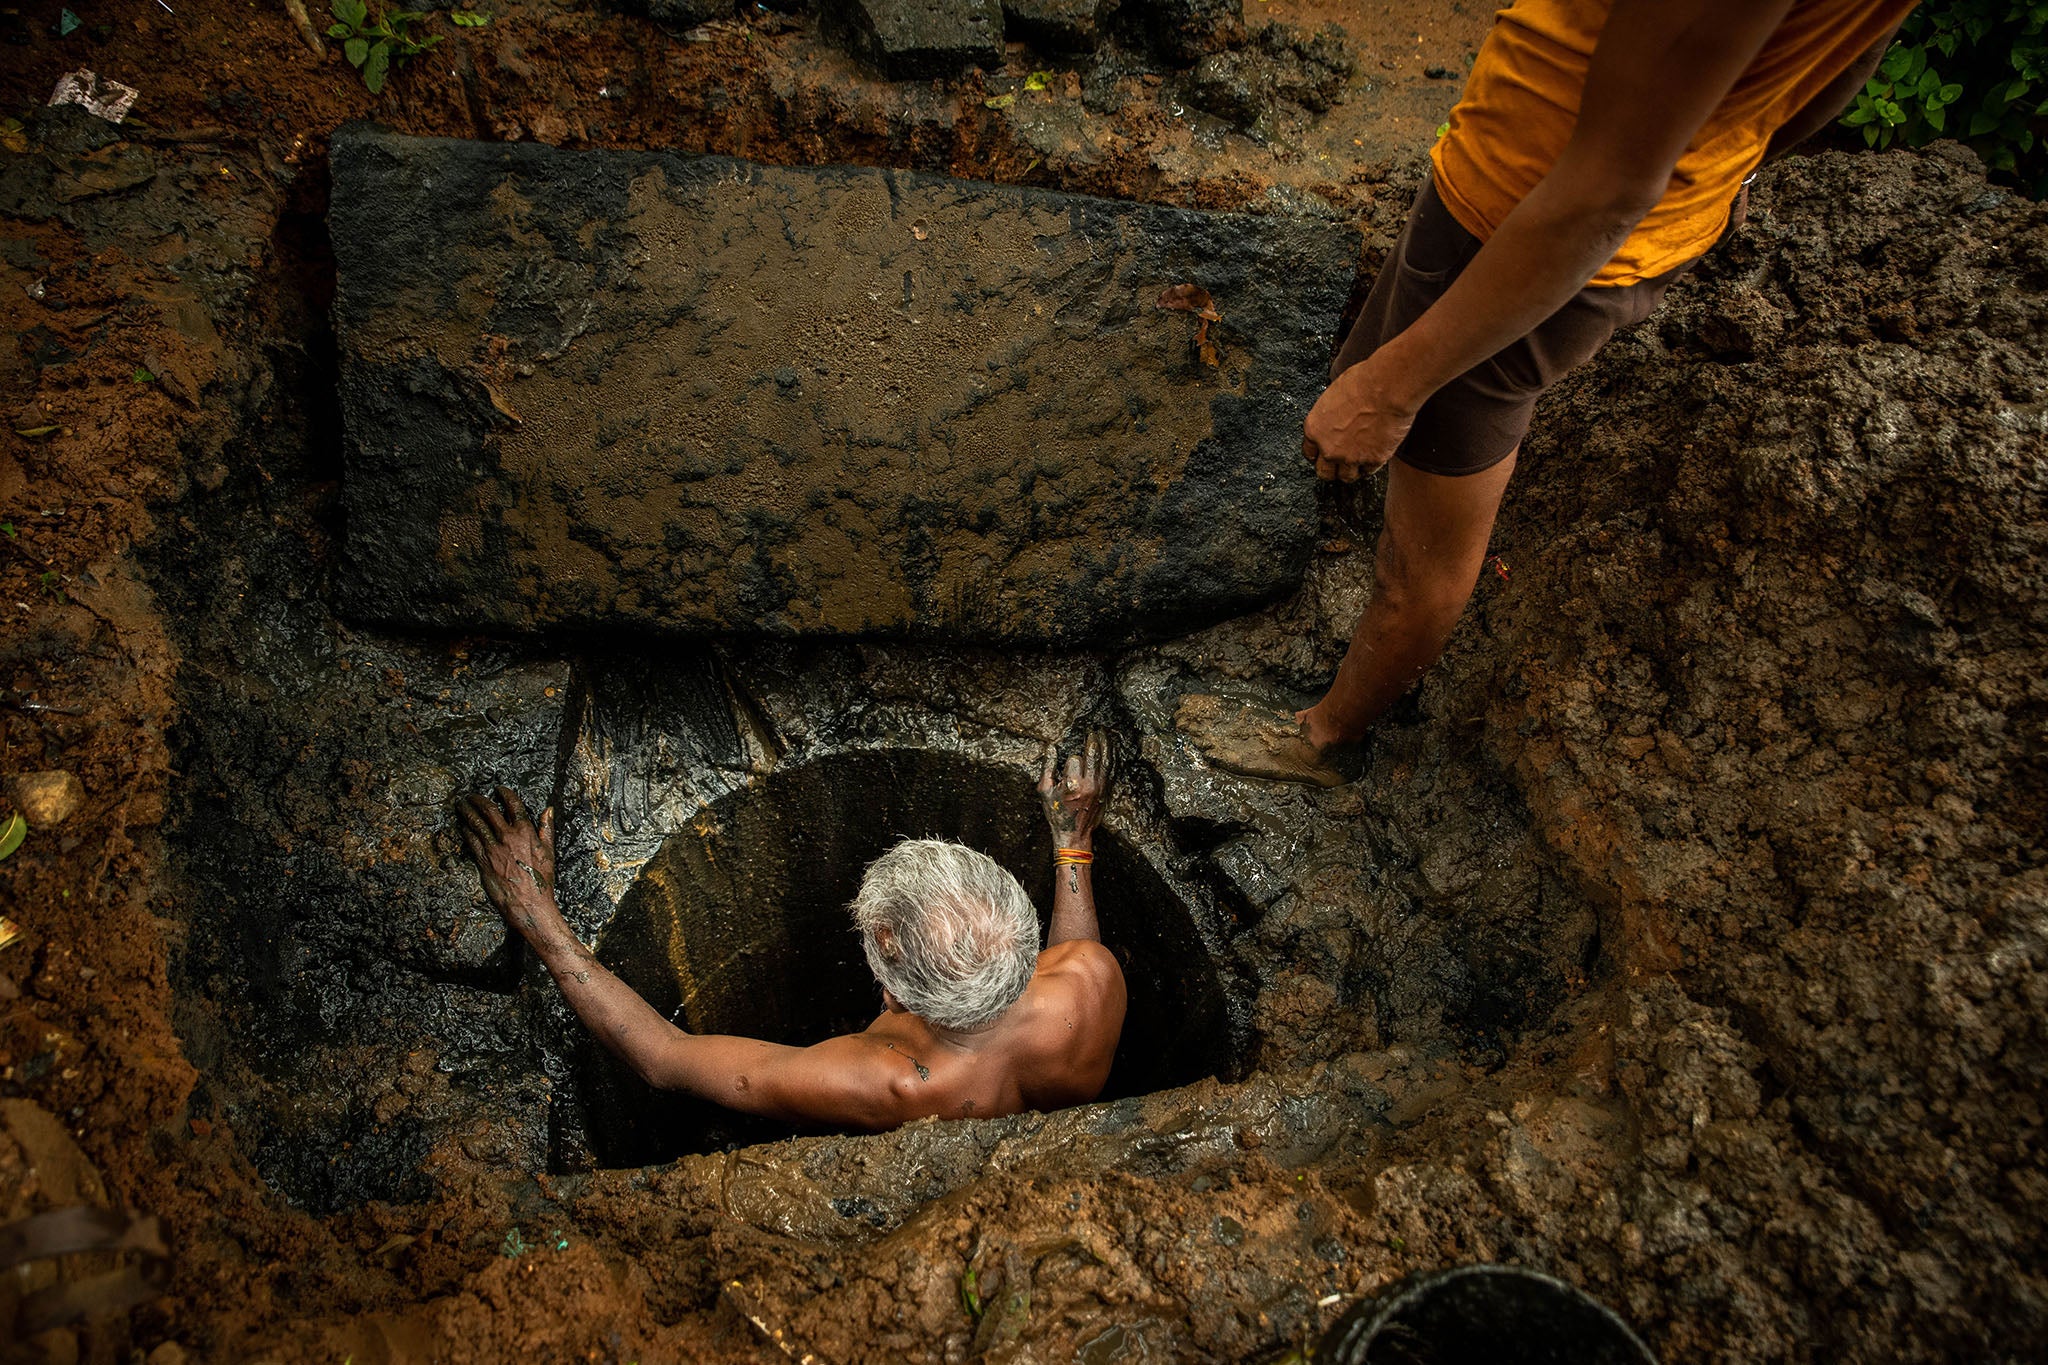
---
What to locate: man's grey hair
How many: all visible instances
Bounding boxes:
[851,838,1041,1033]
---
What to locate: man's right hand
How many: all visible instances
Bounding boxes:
[458,787,558,934]
[1303,349,1422,482]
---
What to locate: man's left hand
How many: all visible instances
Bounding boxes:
[1303,353,1418,483]
[1039,730,1114,847]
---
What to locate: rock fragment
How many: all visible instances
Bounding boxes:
[1002,0,1104,52]
[10,771,83,827]
[841,0,1005,76]
[612,0,723,26]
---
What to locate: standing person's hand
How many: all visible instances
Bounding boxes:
[1303,352,1420,482]
[458,787,558,932]
[1038,730,1114,848]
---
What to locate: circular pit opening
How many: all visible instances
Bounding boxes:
[567,748,1244,1168]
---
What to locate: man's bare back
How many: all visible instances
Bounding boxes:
[458,732,1127,1132]
[747,939,1123,1126]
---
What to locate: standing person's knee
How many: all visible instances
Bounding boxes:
[1371,524,1481,623]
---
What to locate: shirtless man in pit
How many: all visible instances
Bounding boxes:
[456,732,1126,1129]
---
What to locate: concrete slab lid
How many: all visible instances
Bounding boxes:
[328,127,1358,646]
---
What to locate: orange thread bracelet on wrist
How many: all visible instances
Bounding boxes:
[1053,847,1094,866]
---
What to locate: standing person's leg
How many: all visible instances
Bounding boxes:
[1178,179,1688,786]
[1297,452,1517,749]
[1289,250,1687,757]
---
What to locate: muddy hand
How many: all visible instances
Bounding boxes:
[1038,729,1114,846]
[458,787,557,923]
[1303,353,1417,483]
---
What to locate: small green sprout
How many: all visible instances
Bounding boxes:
[327,0,444,94]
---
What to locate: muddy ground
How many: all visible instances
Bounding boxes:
[1,1,2045,1361]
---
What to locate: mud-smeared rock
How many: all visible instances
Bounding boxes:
[1182,23,1358,134]
[840,0,1006,75]
[1125,0,1244,64]
[1002,0,1104,52]
[328,128,1356,646]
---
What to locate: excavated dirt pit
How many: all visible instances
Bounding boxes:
[3,4,2046,1360]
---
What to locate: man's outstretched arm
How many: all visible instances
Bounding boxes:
[457,790,902,1128]
[1305,0,1797,480]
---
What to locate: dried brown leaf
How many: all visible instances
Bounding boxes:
[1156,283,1220,322]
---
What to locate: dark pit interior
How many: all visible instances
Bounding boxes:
[564,748,1243,1169]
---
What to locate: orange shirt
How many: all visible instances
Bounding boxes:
[1431,0,1918,285]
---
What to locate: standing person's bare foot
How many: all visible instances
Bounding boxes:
[1173,692,1362,788]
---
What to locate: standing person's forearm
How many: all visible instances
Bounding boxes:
[1047,836,1101,945]
[1376,159,1655,414]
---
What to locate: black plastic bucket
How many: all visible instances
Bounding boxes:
[1315,1265,1657,1365]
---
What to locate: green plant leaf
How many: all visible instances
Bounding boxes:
[1023,70,1052,91]
[328,21,351,36]
[1939,81,1964,103]
[333,0,367,29]
[451,9,491,24]
[345,35,369,64]
[365,40,392,92]
[983,92,1014,109]
[13,425,59,437]
[0,812,25,861]
[133,367,155,383]
[1927,103,1947,131]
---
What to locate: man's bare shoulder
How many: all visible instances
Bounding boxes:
[1034,938,1124,989]
[758,1028,932,1129]
[1013,942,1125,1047]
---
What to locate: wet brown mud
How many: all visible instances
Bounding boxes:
[2,3,2046,1363]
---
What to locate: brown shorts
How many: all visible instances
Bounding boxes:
[1333,174,1695,477]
